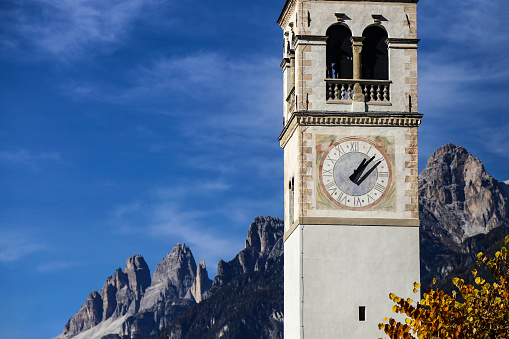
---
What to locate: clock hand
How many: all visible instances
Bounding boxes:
[349,156,375,184]
[349,158,366,183]
[356,159,382,185]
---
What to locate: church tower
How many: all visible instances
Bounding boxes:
[277,0,421,338]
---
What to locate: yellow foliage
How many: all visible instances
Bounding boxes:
[379,235,509,339]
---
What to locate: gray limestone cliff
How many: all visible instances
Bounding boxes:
[60,254,150,338]
[212,215,284,291]
[419,143,509,284]
[62,291,103,336]
[152,216,284,339]
[120,244,212,338]
[56,245,212,339]
[190,259,212,303]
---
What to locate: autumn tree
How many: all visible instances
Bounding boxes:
[379,235,509,339]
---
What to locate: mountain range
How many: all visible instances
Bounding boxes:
[54,143,509,339]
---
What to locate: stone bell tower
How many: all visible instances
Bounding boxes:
[277,0,422,338]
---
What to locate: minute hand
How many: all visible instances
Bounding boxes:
[349,158,368,183]
[356,160,382,185]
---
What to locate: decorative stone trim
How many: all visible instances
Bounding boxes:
[278,0,297,28]
[404,127,419,219]
[386,38,420,49]
[280,57,291,69]
[294,35,328,47]
[326,79,391,103]
[284,216,420,242]
[335,13,346,23]
[279,112,423,148]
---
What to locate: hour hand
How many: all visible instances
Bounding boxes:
[356,159,381,185]
[349,156,374,184]
[349,158,367,183]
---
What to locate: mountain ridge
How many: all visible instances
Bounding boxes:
[56,143,509,339]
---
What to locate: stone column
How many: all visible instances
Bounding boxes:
[351,36,365,102]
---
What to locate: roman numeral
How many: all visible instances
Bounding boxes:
[374,183,385,193]
[322,168,333,176]
[366,194,375,203]
[326,155,336,162]
[337,192,348,205]
[325,181,336,190]
[325,181,337,195]
[350,141,359,152]
[378,171,389,177]
[354,197,362,207]
[334,144,346,156]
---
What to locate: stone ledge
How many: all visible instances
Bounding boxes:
[284,216,420,241]
[279,111,423,148]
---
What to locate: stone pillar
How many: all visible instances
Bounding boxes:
[351,36,365,102]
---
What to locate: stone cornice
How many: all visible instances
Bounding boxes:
[294,35,328,47]
[284,216,420,242]
[386,38,420,44]
[280,57,291,69]
[278,0,419,28]
[387,38,420,49]
[278,111,423,148]
[278,0,297,28]
[295,35,328,42]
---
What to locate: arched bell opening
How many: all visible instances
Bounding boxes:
[361,26,388,80]
[326,25,353,79]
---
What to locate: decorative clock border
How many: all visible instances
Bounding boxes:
[318,136,392,210]
[315,134,397,212]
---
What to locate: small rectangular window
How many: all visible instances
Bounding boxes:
[359,306,366,321]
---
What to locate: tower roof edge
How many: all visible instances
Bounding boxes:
[278,0,418,28]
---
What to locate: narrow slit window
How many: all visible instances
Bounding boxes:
[359,306,366,321]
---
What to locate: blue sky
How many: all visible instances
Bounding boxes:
[1,0,508,338]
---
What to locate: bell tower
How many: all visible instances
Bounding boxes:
[278,0,421,338]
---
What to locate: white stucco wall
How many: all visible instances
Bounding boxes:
[284,227,302,338]
[300,223,419,338]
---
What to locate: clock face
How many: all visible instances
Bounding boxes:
[319,137,392,210]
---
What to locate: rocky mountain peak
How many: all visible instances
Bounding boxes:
[213,216,283,290]
[125,254,151,298]
[419,143,509,249]
[190,259,212,303]
[59,254,151,338]
[246,215,283,255]
[151,243,197,298]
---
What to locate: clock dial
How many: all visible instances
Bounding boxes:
[319,137,392,209]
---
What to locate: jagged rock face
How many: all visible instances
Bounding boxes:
[126,255,152,299]
[419,144,509,287]
[190,259,212,303]
[158,256,284,339]
[419,143,509,249]
[63,291,103,336]
[153,243,197,298]
[121,244,212,338]
[60,255,150,338]
[140,244,197,313]
[212,216,284,291]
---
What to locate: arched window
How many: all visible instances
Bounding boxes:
[326,25,353,79]
[361,26,388,80]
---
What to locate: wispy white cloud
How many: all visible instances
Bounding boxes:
[111,197,244,269]
[1,0,161,60]
[417,0,509,170]
[475,124,509,159]
[0,149,63,168]
[151,181,231,200]
[37,260,78,272]
[420,0,508,48]
[0,229,44,263]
